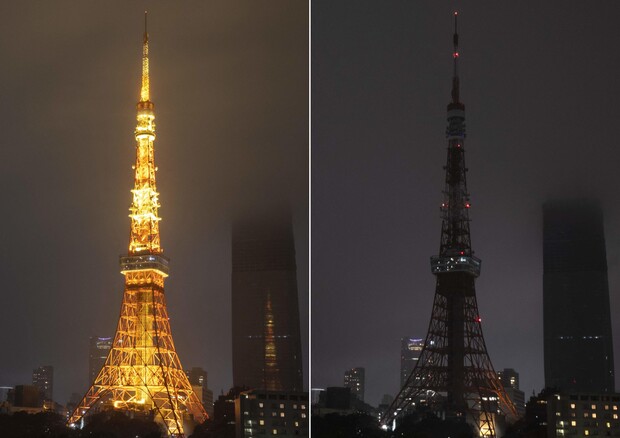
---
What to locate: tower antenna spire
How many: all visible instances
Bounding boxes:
[451,11,460,105]
[140,11,150,103]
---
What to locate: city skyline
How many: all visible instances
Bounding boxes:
[0,2,308,407]
[313,2,620,406]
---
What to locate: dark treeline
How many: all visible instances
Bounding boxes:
[0,411,163,438]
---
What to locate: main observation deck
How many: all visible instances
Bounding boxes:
[120,253,170,277]
[430,253,481,277]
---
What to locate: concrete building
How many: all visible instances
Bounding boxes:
[186,367,214,417]
[89,336,112,384]
[546,391,620,437]
[32,366,53,404]
[235,389,308,438]
[400,337,424,388]
[343,367,365,402]
[498,368,526,417]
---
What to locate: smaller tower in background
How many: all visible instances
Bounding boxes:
[343,367,365,402]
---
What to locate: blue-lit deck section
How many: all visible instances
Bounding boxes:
[430,254,481,277]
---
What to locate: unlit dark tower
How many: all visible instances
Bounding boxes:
[232,207,303,392]
[382,14,516,437]
[543,199,614,393]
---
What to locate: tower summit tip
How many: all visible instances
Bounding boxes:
[450,11,462,109]
[140,12,150,103]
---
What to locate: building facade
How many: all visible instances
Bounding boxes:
[498,368,526,417]
[343,367,365,402]
[89,336,112,384]
[235,389,308,438]
[186,366,214,417]
[232,208,303,392]
[400,337,424,388]
[543,199,615,393]
[547,392,620,437]
[32,365,53,404]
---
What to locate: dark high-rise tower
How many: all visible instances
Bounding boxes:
[231,206,303,392]
[382,14,516,436]
[543,199,614,393]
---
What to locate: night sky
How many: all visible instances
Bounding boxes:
[313,1,620,406]
[0,2,308,405]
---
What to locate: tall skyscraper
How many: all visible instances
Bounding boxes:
[68,15,207,435]
[231,206,303,392]
[543,199,615,393]
[88,336,112,385]
[400,337,424,388]
[32,365,53,403]
[343,367,365,402]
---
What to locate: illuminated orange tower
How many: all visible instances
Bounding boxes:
[68,14,207,437]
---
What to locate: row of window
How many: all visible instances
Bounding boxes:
[570,403,619,411]
[257,402,306,410]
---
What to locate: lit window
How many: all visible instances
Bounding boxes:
[259,402,264,408]
[606,405,610,410]
[301,405,306,410]
[571,421,576,426]
[592,404,597,410]
[592,413,597,419]
[301,413,306,418]
[280,412,285,417]
[272,429,278,435]
[607,422,611,428]
[260,420,265,425]
[279,404,285,409]
[584,413,589,418]
[272,412,277,417]
[293,404,297,409]
[585,431,589,436]
[295,421,299,427]
[614,405,618,411]
[570,404,576,409]
[614,414,618,420]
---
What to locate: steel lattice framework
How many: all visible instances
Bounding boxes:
[68,14,207,437]
[381,14,517,437]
